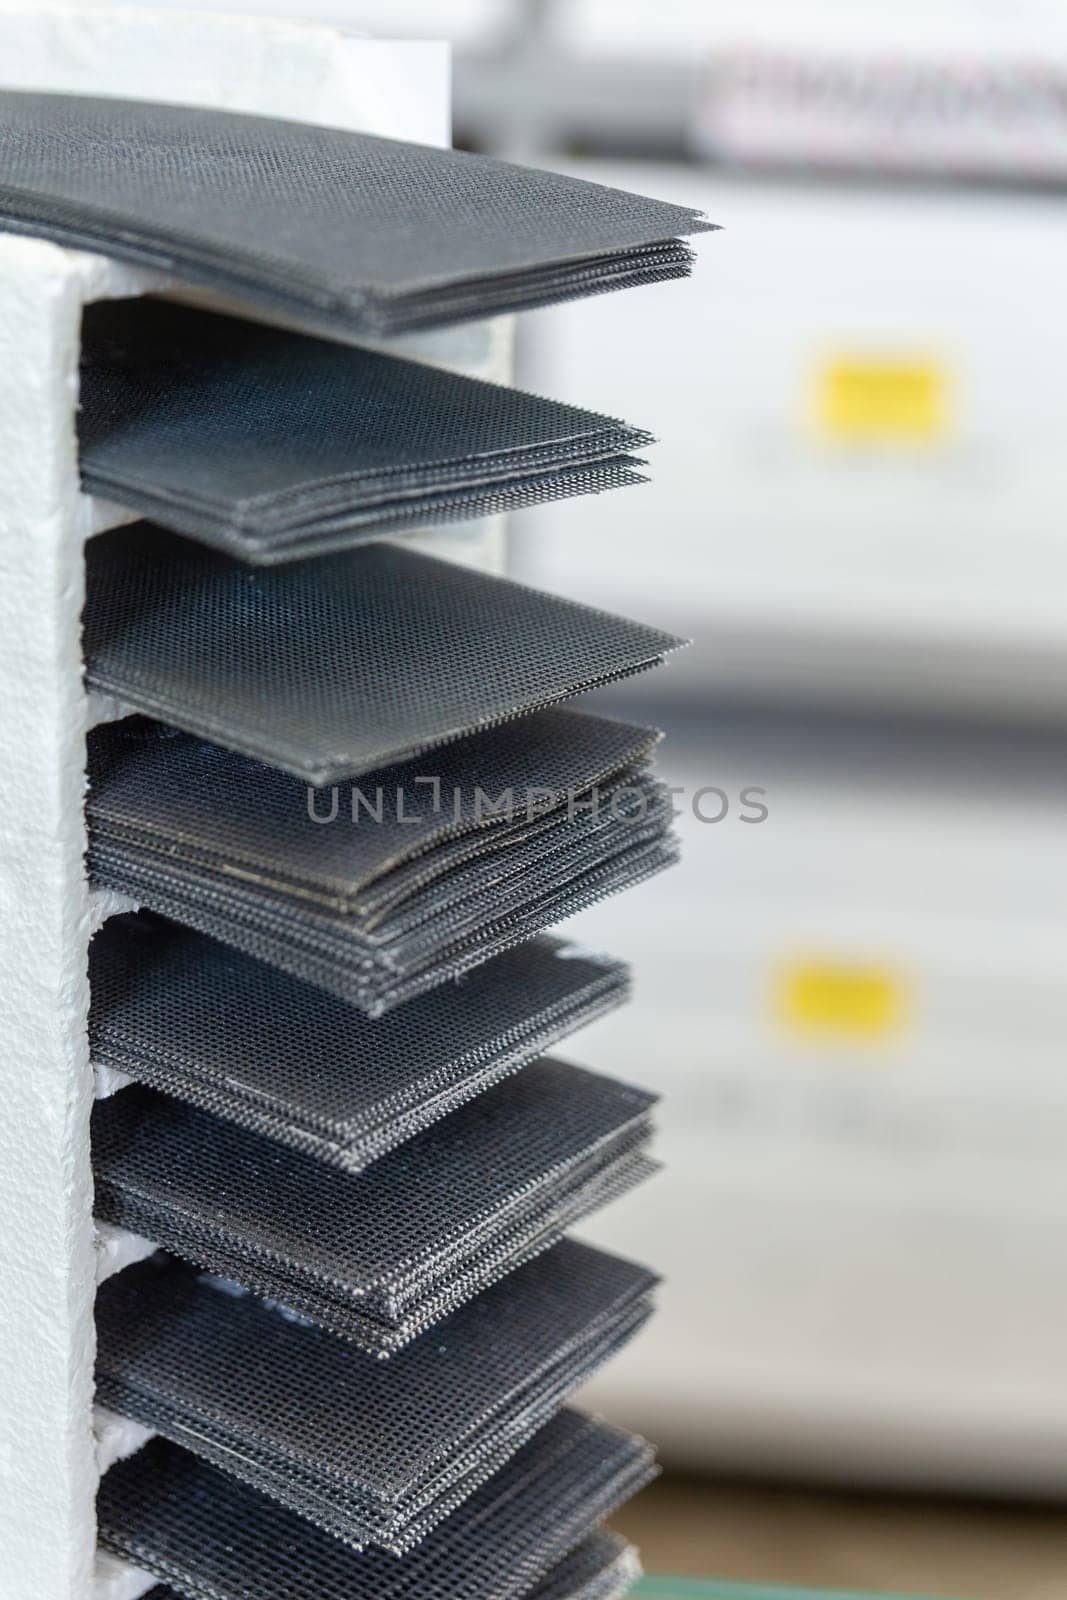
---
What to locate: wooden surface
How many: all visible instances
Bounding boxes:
[613,1475,1067,1598]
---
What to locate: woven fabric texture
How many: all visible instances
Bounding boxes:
[91,1060,658,1355]
[97,1411,657,1600]
[79,297,652,562]
[91,915,629,1170]
[84,526,684,783]
[95,1241,656,1551]
[0,91,709,333]
[87,713,677,1015]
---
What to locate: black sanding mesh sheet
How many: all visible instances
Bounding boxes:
[0,91,709,333]
[135,1532,639,1600]
[135,1533,639,1600]
[97,1411,657,1600]
[79,298,652,562]
[87,712,677,1016]
[528,1533,641,1600]
[95,1241,656,1552]
[91,915,629,1171]
[91,1059,658,1355]
[83,526,684,783]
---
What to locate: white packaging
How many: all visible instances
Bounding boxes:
[565,722,1067,1491]
[515,163,1067,721]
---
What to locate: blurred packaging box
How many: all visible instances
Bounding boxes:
[561,712,1067,1492]
[515,165,1067,723]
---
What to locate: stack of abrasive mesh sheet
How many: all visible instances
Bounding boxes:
[97,1412,654,1600]
[0,91,708,333]
[95,1242,656,1552]
[132,1535,641,1600]
[90,915,629,1168]
[86,710,675,1017]
[79,298,653,562]
[61,82,710,1600]
[91,1060,658,1356]
[83,524,683,783]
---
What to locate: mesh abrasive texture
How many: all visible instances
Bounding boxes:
[133,1536,640,1600]
[86,713,678,1016]
[90,916,630,1171]
[78,298,653,563]
[91,1060,658,1355]
[83,525,684,783]
[96,1412,658,1600]
[87,711,662,908]
[136,1534,639,1600]
[527,1533,641,1600]
[135,1534,640,1600]
[95,1242,656,1552]
[0,92,710,334]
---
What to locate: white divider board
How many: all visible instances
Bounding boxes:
[0,12,482,1598]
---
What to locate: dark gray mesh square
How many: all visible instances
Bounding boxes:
[527,1533,640,1600]
[83,527,683,782]
[96,1411,657,1600]
[87,710,662,900]
[78,298,652,563]
[134,1536,639,1600]
[91,916,630,1171]
[91,1059,658,1354]
[135,1534,639,1600]
[86,712,678,1015]
[95,1240,656,1552]
[0,91,709,334]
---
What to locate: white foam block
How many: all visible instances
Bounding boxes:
[92,1409,156,1479]
[93,1223,157,1288]
[92,1551,155,1600]
[0,18,455,1598]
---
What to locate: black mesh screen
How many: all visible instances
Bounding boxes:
[0,91,708,333]
[79,298,652,562]
[135,1533,639,1600]
[84,528,683,783]
[92,1059,658,1354]
[97,1412,657,1600]
[91,917,629,1170]
[87,713,678,1015]
[136,1529,639,1600]
[95,1240,656,1551]
[528,1532,641,1600]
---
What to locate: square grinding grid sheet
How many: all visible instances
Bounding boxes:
[95,1241,657,1552]
[0,91,710,334]
[96,1411,657,1600]
[86,711,678,1015]
[79,297,653,563]
[86,710,664,912]
[83,525,685,784]
[91,1059,658,1355]
[91,916,630,1171]
[133,1531,641,1600]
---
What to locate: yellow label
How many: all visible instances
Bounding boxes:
[815,354,948,441]
[777,959,907,1040]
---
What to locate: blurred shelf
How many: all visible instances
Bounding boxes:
[513,165,1067,724]
[563,707,1067,1491]
[615,1473,1067,1598]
